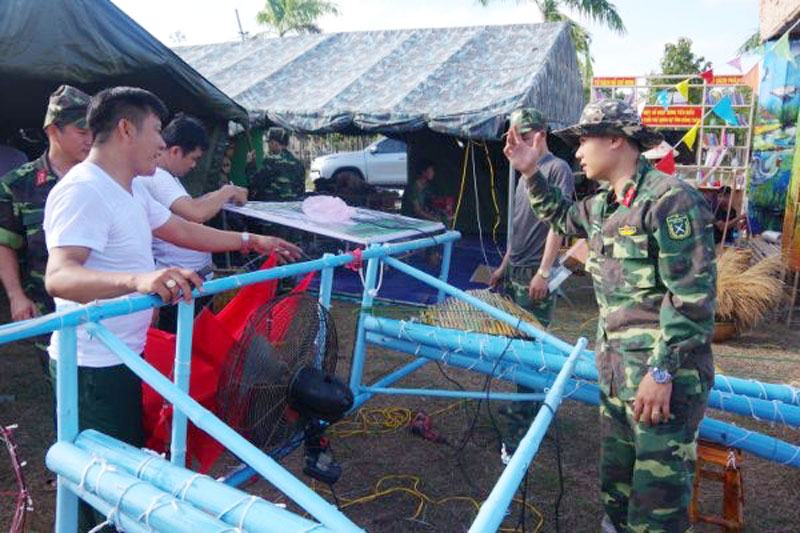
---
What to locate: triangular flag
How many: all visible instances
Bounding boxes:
[712,95,738,125]
[682,122,699,150]
[675,79,690,101]
[726,57,743,72]
[593,88,606,101]
[700,69,714,83]
[655,151,675,174]
[742,63,759,93]
[772,30,796,64]
[656,89,671,110]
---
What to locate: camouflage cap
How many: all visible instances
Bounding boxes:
[267,126,290,145]
[553,99,663,151]
[43,85,91,129]
[509,108,547,134]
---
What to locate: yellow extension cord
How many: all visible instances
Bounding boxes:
[321,402,545,532]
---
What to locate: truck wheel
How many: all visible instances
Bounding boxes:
[332,169,366,191]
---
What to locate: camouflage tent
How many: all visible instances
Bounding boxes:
[175,22,582,140]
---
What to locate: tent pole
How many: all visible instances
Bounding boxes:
[506,162,515,253]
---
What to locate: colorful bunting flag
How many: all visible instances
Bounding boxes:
[593,88,606,101]
[726,57,743,72]
[656,89,671,110]
[772,30,796,64]
[741,63,759,93]
[655,151,675,174]
[675,79,690,101]
[682,122,699,150]
[700,69,714,83]
[712,95,738,125]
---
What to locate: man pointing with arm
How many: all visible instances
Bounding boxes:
[504,99,716,533]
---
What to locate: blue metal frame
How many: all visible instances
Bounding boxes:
[1,229,799,532]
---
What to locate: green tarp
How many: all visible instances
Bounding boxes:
[0,0,247,129]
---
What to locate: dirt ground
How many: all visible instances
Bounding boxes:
[2,274,800,532]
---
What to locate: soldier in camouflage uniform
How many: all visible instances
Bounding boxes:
[248,127,306,201]
[490,108,574,450]
[504,99,716,533]
[0,85,91,326]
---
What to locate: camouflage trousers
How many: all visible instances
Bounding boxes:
[500,263,555,449]
[507,263,555,328]
[599,389,708,533]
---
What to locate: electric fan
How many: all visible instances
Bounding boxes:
[216,292,353,483]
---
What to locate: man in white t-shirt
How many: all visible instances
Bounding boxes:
[43,88,301,528]
[138,113,248,331]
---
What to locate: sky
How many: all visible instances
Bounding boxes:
[112,0,760,76]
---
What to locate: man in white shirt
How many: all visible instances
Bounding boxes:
[43,88,301,530]
[139,113,248,331]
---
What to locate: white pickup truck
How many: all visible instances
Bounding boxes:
[309,137,407,188]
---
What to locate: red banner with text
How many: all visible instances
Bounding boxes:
[641,106,703,127]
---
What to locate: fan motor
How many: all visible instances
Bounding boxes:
[288,367,353,424]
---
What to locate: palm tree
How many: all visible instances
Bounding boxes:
[479,0,626,91]
[256,0,339,37]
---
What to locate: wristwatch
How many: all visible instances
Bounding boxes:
[537,268,551,279]
[649,367,673,384]
[240,231,251,251]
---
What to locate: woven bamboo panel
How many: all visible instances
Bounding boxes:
[419,289,544,337]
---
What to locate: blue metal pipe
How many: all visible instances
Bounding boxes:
[85,322,363,532]
[76,430,330,533]
[171,301,194,467]
[319,253,334,309]
[362,316,597,377]
[365,318,800,426]
[369,334,800,469]
[437,240,454,303]
[55,326,78,533]
[470,338,588,533]
[349,247,381,393]
[364,333,599,405]
[60,479,150,533]
[47,442,243,532]
[381,256,577,355]
[0,231,461,346]
[358,386,547,401]
[351,357,430,410]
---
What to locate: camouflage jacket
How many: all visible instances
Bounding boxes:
[248,149,305,201]
[527,158,716,400]
[0,154,59,313]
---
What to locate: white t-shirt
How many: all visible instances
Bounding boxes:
[137,168,213,273]
[44,161,172,368]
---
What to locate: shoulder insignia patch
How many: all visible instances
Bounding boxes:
[666,213,691,240]
[618,225,638,236]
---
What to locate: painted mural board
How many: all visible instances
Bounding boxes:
[748,39,800,233]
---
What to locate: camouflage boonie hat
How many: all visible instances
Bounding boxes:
[554,99,663,150]
[509,108,547,134]
[43,85,91,129]
[267,127,290,145]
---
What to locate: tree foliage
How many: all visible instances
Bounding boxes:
[478,0,626,98]
[659,37,711,76]
[256,0,339,37]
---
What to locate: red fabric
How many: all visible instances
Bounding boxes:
[700,69,714,84]
[142,254,317,472]
[655,151,676,175]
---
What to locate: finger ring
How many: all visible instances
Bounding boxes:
[165,279,177,289]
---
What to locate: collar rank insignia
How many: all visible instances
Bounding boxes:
[35,169,47,187]
[666,213,692,240]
